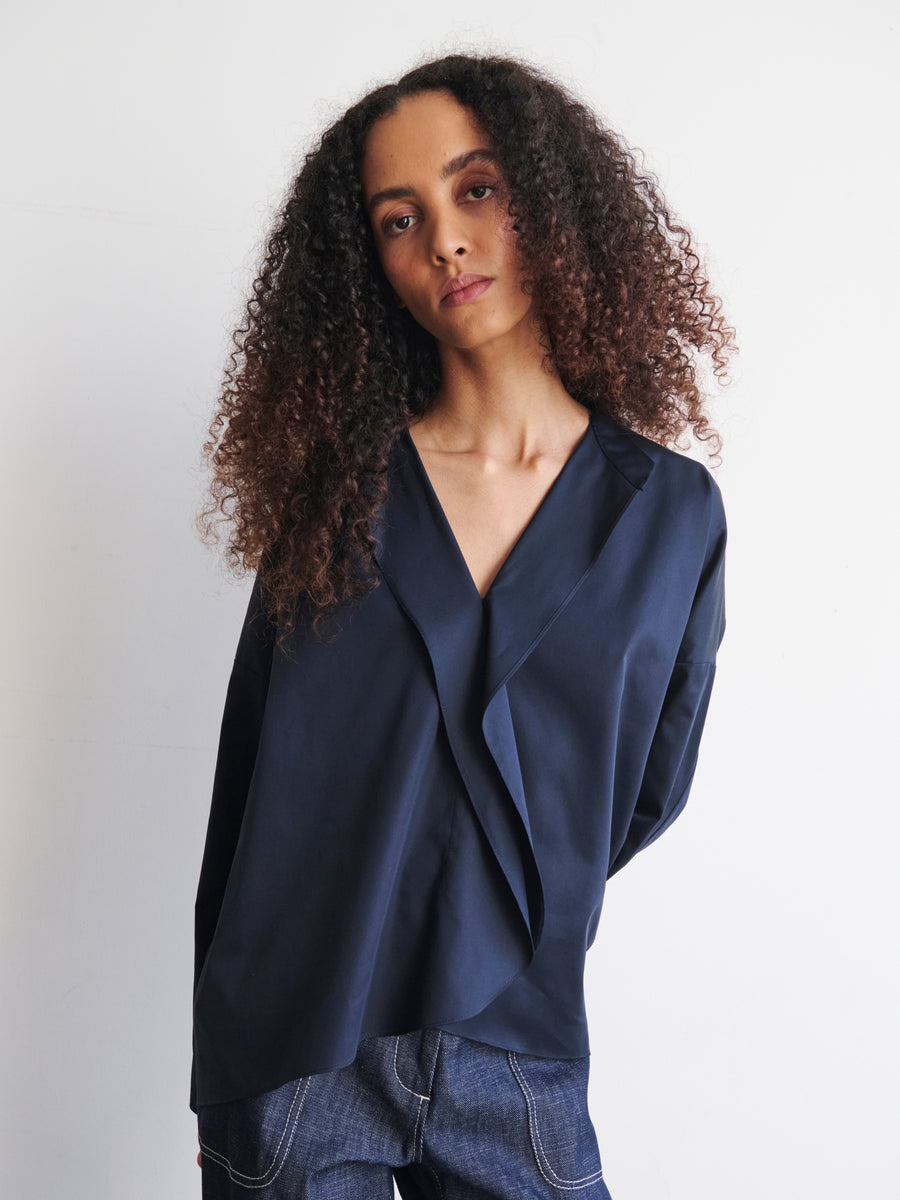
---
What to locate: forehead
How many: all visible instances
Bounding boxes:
[360,90,493,195]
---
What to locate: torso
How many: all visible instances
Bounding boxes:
[407,410,592,600]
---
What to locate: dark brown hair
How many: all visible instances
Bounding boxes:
[197,52,736,648]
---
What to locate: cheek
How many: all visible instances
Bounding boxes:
[377,244,417,296]
[498,234,528,291]
[493,195,521,240]
[492,212,524,267]
[373,245,397,286]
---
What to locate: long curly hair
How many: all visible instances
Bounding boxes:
[197,52,736,649]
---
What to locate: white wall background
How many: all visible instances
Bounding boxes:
[2,1,896,1197]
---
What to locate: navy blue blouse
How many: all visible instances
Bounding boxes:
[190,404,727,1112]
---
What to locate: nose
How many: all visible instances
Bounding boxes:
[427,207,469,263]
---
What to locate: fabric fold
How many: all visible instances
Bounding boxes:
[190,403,726,1113]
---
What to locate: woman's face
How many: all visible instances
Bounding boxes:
[360,89,534,352]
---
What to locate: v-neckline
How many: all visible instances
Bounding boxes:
[401,411,596,606]
[374,404,653,707]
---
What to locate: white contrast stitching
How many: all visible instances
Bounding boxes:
[393,1035,431,1100]
[413,1095,425,1162]
[198,1077,310,1189]
[415,1030,442,1161]
[508,1052,604,1191]
[421,1029,442,1111]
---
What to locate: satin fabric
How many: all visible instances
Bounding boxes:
[190,404,726,1112]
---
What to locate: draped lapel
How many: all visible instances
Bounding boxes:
[481,408,655,701]
[371,403,655,953]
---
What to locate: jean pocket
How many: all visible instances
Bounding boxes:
[506,1051,606,1191]
[197,1075,314,1189]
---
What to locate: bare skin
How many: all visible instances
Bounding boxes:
[361,88,591,599]
[406,409,589,599]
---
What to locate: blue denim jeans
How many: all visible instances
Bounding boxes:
[197,1027,613,1199]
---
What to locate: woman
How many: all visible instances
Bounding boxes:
[192,52,734,1199]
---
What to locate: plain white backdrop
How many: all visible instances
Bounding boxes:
[2,1,897,1197]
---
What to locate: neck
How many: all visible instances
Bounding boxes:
[424,317,589,461]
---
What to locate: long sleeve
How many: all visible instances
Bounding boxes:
[191,575,275,1111]
[607,474,727,879]
[192,574,274,992]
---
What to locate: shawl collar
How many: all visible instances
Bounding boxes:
[371,404,655,951]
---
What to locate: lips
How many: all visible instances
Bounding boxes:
[439,272,493,304]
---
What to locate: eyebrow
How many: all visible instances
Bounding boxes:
[365,149,501,215]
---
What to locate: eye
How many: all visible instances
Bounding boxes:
[466,183,494,201]
[382,182,496,237]
[386,213,415,235]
